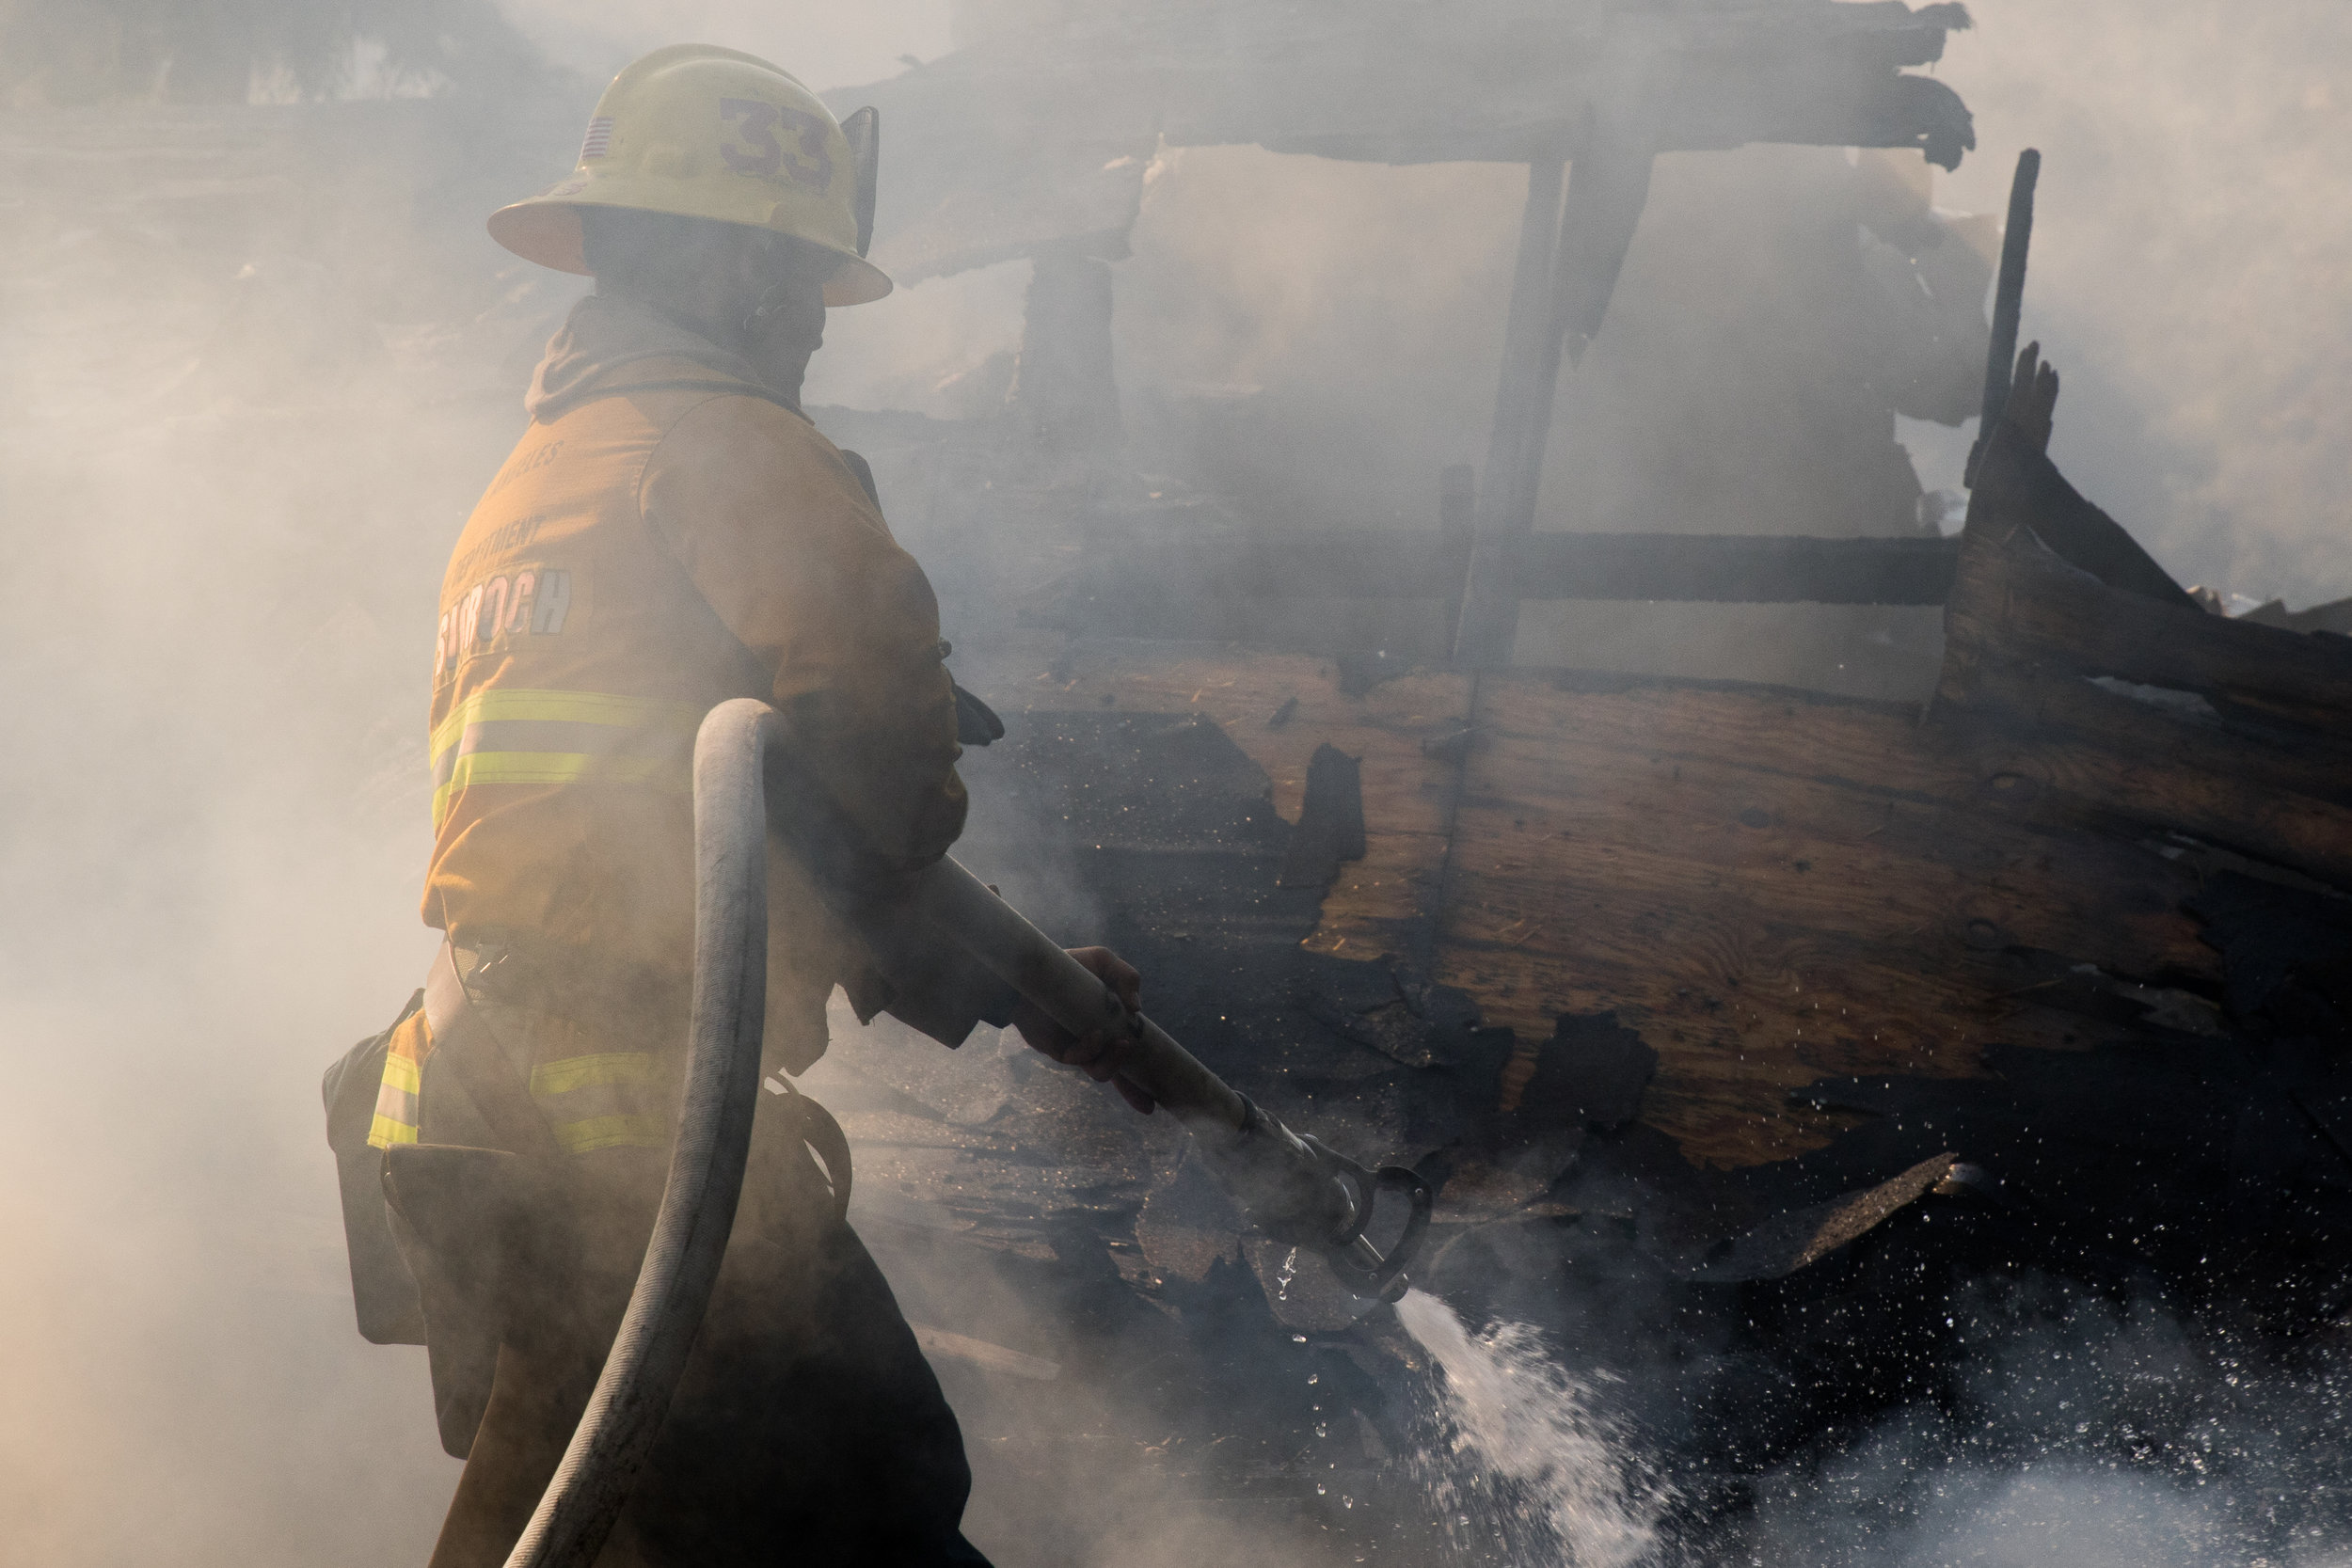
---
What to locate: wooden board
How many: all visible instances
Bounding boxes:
[1941,515,2352,733]
[1430,675,2215,1165]
[1033,644,1470,965]
[1938,511,2352,887]
[1044,642,2241,1172]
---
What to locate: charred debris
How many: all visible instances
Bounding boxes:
[786,0,2352,1551]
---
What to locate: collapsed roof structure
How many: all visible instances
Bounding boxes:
[834,2,1979,664]
[844,0,1975,284]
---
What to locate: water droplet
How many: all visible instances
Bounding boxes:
[1307,1372,1319,1385]
[1315,1482,1327,1496]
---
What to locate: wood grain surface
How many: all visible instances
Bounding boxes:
[1039,641,2254,1170]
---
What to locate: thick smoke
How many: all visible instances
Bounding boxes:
[1930,0,2352,607]
[493,0,952,95]
[3,3,2349,1565]
[0,83,537,1564]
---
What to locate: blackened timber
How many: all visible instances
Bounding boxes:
[843,3,1979,289]
[1507,532,1958,605]
[1965,149,2040,485]
[1553,137,1659,369]
[1037,532,1962,624]
[1965,419,2197,610]
[1438,465,1476,654]
[1455,135,1659,668]
[1454,155,1567,670]
[1940,506,2352,727]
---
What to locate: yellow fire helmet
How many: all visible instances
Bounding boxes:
[488,43,891,307]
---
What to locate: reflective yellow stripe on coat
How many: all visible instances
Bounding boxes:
[430,688,706,830]
[530,1051,667,1154]
[365,1027,667,1155]
[366,1010,433,1149]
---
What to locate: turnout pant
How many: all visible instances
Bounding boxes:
[413,1016,984,1566]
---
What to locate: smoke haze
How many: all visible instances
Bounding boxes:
[2,2,2349,1564]
[495,1,951,98]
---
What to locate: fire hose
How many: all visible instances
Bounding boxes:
[501,697,1432,1568]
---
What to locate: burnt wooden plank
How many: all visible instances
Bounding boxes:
[1043,531,1961,624]
[1466,680,2217,981]
[1025,646,2280,1177]
[1039,647,1468,964]
[1941,518,2352,731]
[1928,673,2352,891]
[1507,532,1960,605]
[1428,676,2217,1165]
[1950,657,2352,814]
[1937,518,2352,889]
[1966,414,2195,609]
[1454,131,1659,668]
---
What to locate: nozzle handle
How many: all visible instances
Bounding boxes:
[905,856,1434,1300]
[907,856,1249,1136]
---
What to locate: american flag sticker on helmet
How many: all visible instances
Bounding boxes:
[580,117,615,160]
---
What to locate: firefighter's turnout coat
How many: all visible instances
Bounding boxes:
[370,292,968,1157]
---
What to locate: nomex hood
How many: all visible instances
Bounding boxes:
[523,293,771,424]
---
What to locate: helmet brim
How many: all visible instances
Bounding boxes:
[487,198,895,308]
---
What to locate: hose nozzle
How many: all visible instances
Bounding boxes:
[1199,1096,1434,1303]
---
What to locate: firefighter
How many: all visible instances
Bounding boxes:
[364,43,1138,1566]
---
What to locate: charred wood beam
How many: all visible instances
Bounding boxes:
[1956,197,2195,612]
[1661,34,1975,170]
[1011,251,1122,451]
[1472,154,1568,546]
[1455,133,1658,668]
[1273,67,1973,170]
[1301,531,1956,605]
[844,4,1979,287]
[1967,150,2040,484]
[1941,492,2352,724]
[1935,522,2352,886]
[1045,531,1960,609]
[1966,420,2198,611]
[1507,532,1958,604]
[1172,4,1978,169]
[1453,154,1566,669]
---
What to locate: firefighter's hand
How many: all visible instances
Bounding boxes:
[1015,947,1155,1114]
